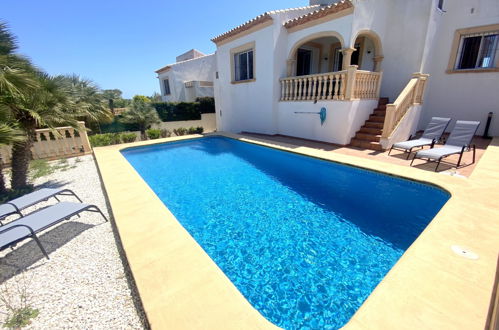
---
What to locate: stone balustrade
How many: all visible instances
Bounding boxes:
[0,121,91,165]
[381,73,429,138]
[280,65,382,102]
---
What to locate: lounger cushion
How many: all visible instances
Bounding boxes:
[421,117,451,140]
[415,145,463,160]
[446,120,480,147]
[393,138,434,150]
[7,188,65,210]
[0,204,18,220]
[0,202,90,250]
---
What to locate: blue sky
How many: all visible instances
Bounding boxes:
[1,0,306,98]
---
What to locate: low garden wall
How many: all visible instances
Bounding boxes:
[0,122,92,166]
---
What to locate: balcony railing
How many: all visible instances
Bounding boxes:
[280,66,382,102]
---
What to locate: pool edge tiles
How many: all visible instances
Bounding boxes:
[93,132,499,330]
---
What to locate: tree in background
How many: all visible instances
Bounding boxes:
[0,22,113,189]
[120,96,160,139]
[101,89,123,114]
[150,92,162,102]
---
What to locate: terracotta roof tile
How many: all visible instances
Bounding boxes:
[284,0,353,30]
[211,5,319,45]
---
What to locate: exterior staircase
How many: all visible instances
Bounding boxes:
[349,97,389,151]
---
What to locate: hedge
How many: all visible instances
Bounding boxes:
[152,97,215,122]
[89,132,137,147]
[99,116,140,133]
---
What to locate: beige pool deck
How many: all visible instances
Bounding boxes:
[93,132,499,329]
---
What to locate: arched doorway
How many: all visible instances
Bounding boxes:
[287,32,345,76]
[351,30,383,72]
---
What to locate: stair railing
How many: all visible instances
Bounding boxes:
[381,73,429,138]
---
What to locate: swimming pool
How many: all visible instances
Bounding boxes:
[122,136,449,329]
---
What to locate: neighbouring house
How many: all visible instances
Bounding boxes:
[210,0,499,149]
[155,49,216,102]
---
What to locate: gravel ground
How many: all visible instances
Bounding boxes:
[0,155,146,329]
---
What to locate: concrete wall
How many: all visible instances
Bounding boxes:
[158,54,216,102]
[152,113,216,132]
[421,0,499,136]
[380,105,423,149]
[277,99,378,144]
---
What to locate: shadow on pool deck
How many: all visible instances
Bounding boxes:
[241,133,492,177]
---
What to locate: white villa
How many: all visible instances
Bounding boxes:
[156,49,215,102]
[208,0,499,150]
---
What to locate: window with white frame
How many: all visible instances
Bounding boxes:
[163,78,171,95]
[234,49,254,81]
[455,31,499,70]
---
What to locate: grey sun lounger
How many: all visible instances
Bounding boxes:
[0,188,82,221]
[0,202,107,259]
[389,117,451,159]
[411,120,480,171]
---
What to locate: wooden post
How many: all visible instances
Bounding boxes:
[344,65,358,100]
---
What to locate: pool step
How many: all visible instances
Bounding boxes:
[349,98,389,151]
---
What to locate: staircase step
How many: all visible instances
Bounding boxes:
[355,133,382,142]
[369,115,385,123]
[373,109,386,116]
[378,97,389,105]
[377,104,387,110]
[350,139,384,151]
[364,121,384,128]
[359,127,382,134]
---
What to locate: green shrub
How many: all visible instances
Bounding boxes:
[121,132,137,143]
[186,126,203,134]
[3,306,39,328]
[89,133,114,147]
[146,129,161,139]
[160,129,172,138]
[110,133,121,145]
[173,127,188,136]
[196,97,215,113]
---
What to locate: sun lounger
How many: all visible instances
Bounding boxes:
[0,188,82,221]
[0,202,107,259]
[410,120,480,171]
[389,117,451,159]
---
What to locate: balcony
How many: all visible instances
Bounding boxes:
[280,66,382,102]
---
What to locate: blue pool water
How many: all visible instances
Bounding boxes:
[122,137,449,329]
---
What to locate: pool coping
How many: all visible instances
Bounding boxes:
[93,132,499,329]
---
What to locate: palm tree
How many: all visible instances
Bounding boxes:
[120,98,160,140]
[56,74,112,124]
[1,22,113,189]
[0,117,24,194]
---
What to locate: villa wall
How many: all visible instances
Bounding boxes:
[157,54,216,102]
[421,0,499,136]
[277,99,378,145]
[351,0,435,101]
[214,7,316,135]
[214,25,277,135]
